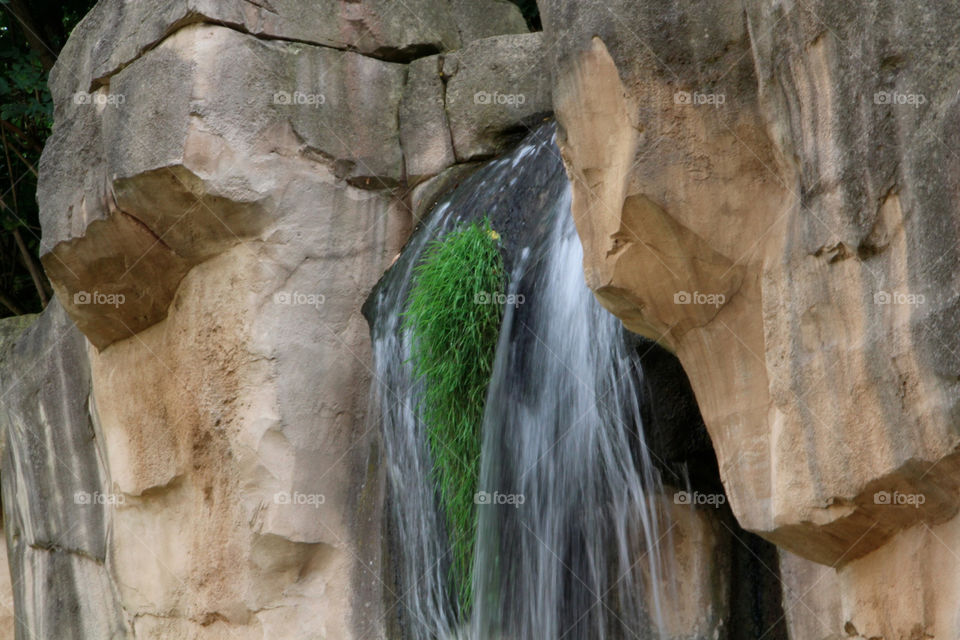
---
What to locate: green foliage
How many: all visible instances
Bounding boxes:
[0,0,97,316]
[403,219,505,617]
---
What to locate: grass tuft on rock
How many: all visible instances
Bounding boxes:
[403,218,505,617]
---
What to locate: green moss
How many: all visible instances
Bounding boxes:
[403,219,505,617]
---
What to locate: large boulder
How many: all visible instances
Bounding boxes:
[448,0,528,44]
[32,0,551,637]
[542,0,960,636]
[39,23,407,349]
[445,33,553,161]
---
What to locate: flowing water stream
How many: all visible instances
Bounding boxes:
[367,124,674,640]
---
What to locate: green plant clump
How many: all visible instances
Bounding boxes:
[403,218,505,617]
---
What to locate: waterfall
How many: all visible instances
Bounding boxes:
[367,124,674,640]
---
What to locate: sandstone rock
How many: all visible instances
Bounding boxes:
[445,33,552,161]
[545,0,960,556]
[838,517,960,640]
[647,494,729,639]
[0,525,13,640]
[51,0,459,107]
[449,0,528,44]
[779,550,843,640]
[0,300,128,639]
[40,23,406,349]
[35,4,412,638]
[544,0,960,633]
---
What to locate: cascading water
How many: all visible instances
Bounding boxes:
[366,124,675,640]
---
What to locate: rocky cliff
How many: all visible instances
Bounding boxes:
[19,0,547,637]
[544,0,960,637]
[3,0,958,638]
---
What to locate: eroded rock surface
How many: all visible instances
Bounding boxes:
[31,1,543,638]
[543,0,960,635]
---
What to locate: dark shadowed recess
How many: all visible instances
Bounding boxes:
[507,0,542,30]
[637,339,789,640]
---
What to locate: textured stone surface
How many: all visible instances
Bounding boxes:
[25,0,520,636]
[543,0,960,634]
[39,23,407,349]
[837,518,960,640]
[545,0,960,557]
[0,301,128,639]
[400,55,456,183]
[449,0,528,44]
[50,0,459,102]
[445,33,552,161]
[779,550,842,640]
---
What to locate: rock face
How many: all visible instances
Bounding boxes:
[25,0,960,638]
[543,0,960,636]
[0,302,127,639]
[30,1,542,638]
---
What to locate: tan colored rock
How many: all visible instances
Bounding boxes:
[409,162,482,222]
[546,0,960,562]
[645,494,728,639]
[37,5,412,638]
[50,0,459,104]
[545,0,960,634]
[837,516,960,640]
[40,23,406,349]
[34,1,566,637]
[779,550,843,640]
